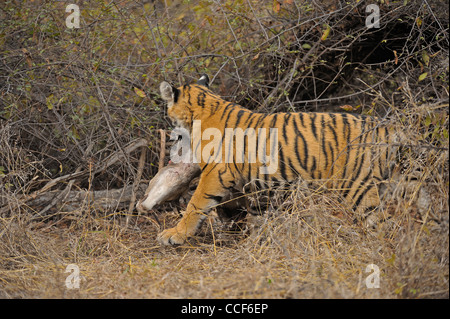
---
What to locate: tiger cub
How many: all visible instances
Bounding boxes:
[156,74,399,245]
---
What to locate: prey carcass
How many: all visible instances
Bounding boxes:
[136,162,201,212]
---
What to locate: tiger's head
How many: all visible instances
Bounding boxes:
[159,74,212,130]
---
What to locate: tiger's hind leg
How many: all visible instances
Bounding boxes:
[350,181,389,228]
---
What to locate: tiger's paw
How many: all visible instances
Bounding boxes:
[157,227,187,246]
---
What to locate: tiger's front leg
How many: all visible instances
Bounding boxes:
[157,171,229,245]
[156,203,204,245]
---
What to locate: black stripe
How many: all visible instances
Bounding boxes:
[327,141,335,177]
[349,116,366,180]
[247,159,252,183]
[230,160,239,179]
[327,117,338,146]
[197,92,206,108]
[225,128,233,164]
[246,114,258,128]
[203,162,220,176]
[204,193,223,203]
[217,167,229,189]
[356,119,370,176]
[282,113,290,146]
[294,136,303,170]
[310,113,318,140]
[230,129,243,175]
[287,157,300,178]
[279,147,288,181]
[213,136,223,164]
[255,113,268,128]
[194,85,210,94]
[220,103,236,121]
[341,179,353,200]
[243,111,254,126]
[341,114,351,178]
[224,105,238,128]
[343,122,371,203]
[293,114,308,169]
[255,160,261,188]
[213,101,221,113]
[298,113,305,127]
[351,175,374,210]
[351,143,366,184]
[242,128,248,163]
[325,115,338,177]
[235,109,246,127]
[270,114,278,129]
[289,115,305,172]
[321,124,328,173]
[185,85,191,104]
[330,113,337,127]
[310,156,317,177]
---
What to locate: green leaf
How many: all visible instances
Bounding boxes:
[46,94,54,110]
[0,166,6,177]
[418,72,427,82]
[386,253,396,265]
[302,43,311,50]
[422,51,430,66]
[321,24,330,41]
[134,87,146,98]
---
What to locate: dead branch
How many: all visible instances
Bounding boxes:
[0,139,149,216]
[28,183,148,220]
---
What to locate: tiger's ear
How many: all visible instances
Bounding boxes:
[197,74,209,88]
[160,81,178,102]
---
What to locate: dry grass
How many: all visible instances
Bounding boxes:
[1,169,448,299]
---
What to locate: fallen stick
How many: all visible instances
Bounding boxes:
[24,183,148,219]
[0,138,149,215]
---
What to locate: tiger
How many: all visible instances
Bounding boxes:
[156,74,400,245]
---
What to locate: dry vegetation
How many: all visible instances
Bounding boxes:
[0,0,448,299]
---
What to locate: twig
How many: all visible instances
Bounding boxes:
[159,129,166,170]
[127,145,147,226]
[259,58,300,111]
[35,167,83,219]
